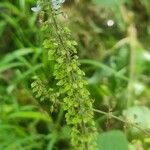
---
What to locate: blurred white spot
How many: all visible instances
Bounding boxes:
[143,51,150,61]
[31,4,41,12]
[107,19,114,27]
[133,82,144,95]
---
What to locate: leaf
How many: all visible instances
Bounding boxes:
[0,48,36,66]
[8,111,52,122]
[97,130,129,150]
[80,59,128,81]
[123,106,150,133]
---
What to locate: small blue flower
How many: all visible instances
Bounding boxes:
[31,4,41,12]
[51,0,65,10]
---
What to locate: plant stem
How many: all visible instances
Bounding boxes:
[93,108,150,136]
[127,23,136,107]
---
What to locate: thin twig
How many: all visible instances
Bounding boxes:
[93,108,150,136]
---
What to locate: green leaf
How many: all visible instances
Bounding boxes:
[123,106,150,133]
[8,111,52,122]
[80,59,128,81]
[97,130,129,150]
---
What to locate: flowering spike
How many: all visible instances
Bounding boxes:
[31,0,97,149]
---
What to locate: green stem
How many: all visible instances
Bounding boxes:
[93,108,150,136]
[127,24,136,107]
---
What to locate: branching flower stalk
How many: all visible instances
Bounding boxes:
[31,0,97,149]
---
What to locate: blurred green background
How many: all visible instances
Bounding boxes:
[0,0,150,150]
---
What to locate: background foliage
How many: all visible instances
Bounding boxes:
[0,0,150,149]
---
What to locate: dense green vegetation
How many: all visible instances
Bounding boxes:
[0,0,150,150]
